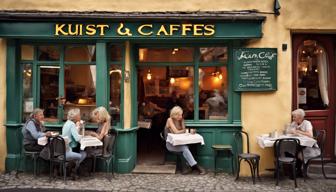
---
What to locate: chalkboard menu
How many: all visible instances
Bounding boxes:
[233,48,277,91]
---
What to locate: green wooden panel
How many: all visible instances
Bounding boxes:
[0,22,263,39]
[233,48,278,92]
[96,42,109,108]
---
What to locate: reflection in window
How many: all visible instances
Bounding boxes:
[199,66,228,119]
[109,65,122,126]
[40,66,59,122]
[22,64,33,122]
[199,47,227,62]
[65,45,96,62]
[64,65,96,122]
[297,40,328,110]
[138,66,194,120]
[110,45,123,62]
[38,46,60,61]
[21,45,34,60]
[139,48,193,62]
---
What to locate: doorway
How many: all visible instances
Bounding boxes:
[292,34,335,159]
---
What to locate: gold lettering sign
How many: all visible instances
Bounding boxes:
[54,23,216,37]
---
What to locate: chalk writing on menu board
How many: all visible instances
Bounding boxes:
[234,48,277,91]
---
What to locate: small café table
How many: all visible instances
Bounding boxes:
[256,134,317,149]
[166,133,205,146]
[79,136,103,150]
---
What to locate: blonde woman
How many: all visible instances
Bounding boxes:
[165,106,206,175]
[87,106,111,140]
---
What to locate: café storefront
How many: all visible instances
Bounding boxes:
[0,12,268,173]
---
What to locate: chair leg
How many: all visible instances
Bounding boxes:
[292,163,297,188]
[214,150,217,176]
[321,158,327,179]
[276,162,280,186]
[235,158,242,181]
[231,152,234,175]
[111,158,115,178]
[256,158,261,180]
[49,161,53,182]
[246,160,255,184]
[92,156,97,175]
[63,163,67,184]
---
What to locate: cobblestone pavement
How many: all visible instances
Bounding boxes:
[0,171,336,192]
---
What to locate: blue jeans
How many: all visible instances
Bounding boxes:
[166,142,197,167]
[66,150,87,169]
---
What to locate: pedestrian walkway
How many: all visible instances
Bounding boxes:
[0,171,335,192]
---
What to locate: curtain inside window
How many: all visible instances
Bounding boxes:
[317,47,329,106]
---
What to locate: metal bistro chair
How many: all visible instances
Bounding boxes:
[16,127,41,178]
[234,131,260,184]
[303,129,335,179]
[92,129,118,181]
[49,136,77,184]
[159,130,184,173]
[274,138,300,188]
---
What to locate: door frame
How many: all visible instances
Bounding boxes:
[292,34,335,159]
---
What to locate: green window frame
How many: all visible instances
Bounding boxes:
[18,42,125,129]
[134,43,239,125]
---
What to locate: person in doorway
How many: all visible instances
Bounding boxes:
[286,108,321,176]
[22,108,52,152]
[165,106,206,175]
[62,108,87,179]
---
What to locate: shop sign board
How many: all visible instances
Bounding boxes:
[234,48,277,92]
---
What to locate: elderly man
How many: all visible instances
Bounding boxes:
[22,108,51,152]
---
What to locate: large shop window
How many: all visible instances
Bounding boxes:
[297,40,329,110]
[20,44,123,126]
[137,46,228,123]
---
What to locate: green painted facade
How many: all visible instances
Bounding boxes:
[2,20,263,173]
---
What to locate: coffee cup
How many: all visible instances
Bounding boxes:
[190,129,196,134]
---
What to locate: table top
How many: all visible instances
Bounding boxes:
[257,134,317,149]
[79,136,103,150]
[166,133,205,146]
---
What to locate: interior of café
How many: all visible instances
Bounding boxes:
[136,47,228,165]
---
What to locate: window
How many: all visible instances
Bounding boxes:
[137,46,228,122]
[297,40,329,110]
[20,43,124,126]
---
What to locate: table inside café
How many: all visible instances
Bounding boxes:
[166,133,205,146]
[257,134,317,149]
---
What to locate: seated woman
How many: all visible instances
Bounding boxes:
[165,106,206,175]
[62,108,87,178]
[85,106,111,157]
[287,108,321,175]
[22,108,52,152]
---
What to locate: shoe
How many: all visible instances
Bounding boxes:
[194,164,206,175]
[181,166,193,175]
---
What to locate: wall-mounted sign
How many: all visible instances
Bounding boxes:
[233,48,277,92]
[0,21,263,39]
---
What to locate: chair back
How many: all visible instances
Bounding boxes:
[274,138,300,159]
[234,131,250,154]
[49,136,66,161]
[314,129,326,157]
[103,129,118,156]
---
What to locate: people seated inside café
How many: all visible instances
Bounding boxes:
[22,108,52,152]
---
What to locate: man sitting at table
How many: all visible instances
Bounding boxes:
[22,108,52,152]
[286,108,321,176]
[164,106,206,175]
[62,108,87,179]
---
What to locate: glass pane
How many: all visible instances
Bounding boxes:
[65,45,96,62]
[40,66,59,123]
[21,45,34,60]
[38,46,60,61]
[22,64,33,122]
[199,47,228,63]
[110,45,123,62]
[199,66,228,120]
[139,48,193,62]
[138,66,194,121]
[297,40,328,110]
[64,65,96,122]
[109,65,122,126]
